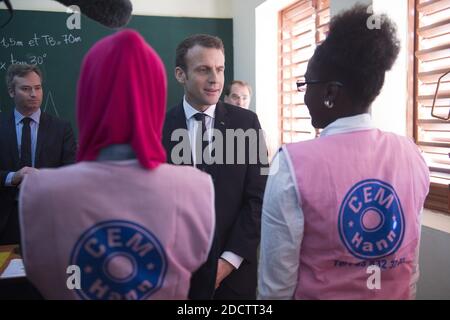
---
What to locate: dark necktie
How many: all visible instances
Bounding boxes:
[193,113,208,171]
[19,117,32,168]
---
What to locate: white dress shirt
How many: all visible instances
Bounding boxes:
[257,114,375,300]
[5,109,41,186]
[183,97,215,166]
[183,97,244,270]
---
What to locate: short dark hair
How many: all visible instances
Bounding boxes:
[6,64,43,90]
[313,4,400,108]
[175,34,224,71]
[224,80,253,97]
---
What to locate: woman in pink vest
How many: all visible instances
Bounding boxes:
[258,5,429,300]
[18,30,215,300]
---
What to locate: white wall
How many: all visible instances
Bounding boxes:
[255,0,299,156]
[132,0,231,18]
[370,0,408,135]
[231,0,265,112]
[2,0,232,18]
[418,226,450,299]
[331,0,372,16]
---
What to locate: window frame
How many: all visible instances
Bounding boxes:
[410,0,450,214]
[278,0,330,145]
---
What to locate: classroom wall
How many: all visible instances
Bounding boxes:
[371,0,408,136]
[5,0,232,18]
[231,0,265,112]
[254,0,293,156]
[418,226,450,299]
[331,0,371,16]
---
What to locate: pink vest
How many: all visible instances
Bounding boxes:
[19,161,214,300]
[285,129,429,300]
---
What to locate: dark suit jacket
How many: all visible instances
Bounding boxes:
[0,110,77,243]
[163,101,268,299]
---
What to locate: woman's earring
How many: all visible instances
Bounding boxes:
[324,100,334,109]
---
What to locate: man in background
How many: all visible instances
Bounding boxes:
[0,64,76,245]
[224,80,252,109]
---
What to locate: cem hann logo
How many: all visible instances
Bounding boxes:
[70,220,167,300]
[338,180,405,260]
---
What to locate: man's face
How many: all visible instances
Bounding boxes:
[175,45,225,112]
[224,84,251,109]
[8,71,43,115]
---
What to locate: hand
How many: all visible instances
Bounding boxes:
[12,167,39,187]
[215,258,235,289]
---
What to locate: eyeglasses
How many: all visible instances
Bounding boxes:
[296,79,344,92]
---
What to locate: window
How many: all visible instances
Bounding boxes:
[412,0,450,213]
[279,0,330,144]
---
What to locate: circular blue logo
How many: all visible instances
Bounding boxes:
[70,220,167,300]
[338,180,405,260]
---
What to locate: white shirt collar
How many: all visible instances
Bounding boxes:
[320,113,375,138]
[14,108,41,125]
[183,96,216,120]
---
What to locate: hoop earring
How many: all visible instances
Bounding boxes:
[324,100,334,109]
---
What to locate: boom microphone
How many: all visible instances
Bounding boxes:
[55,0,133,28]
[0,0,13,28]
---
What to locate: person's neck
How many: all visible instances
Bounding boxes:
[185,97,215,113]
[16,108,39,117]
[97,144,136,161]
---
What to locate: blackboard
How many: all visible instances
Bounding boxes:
[0,10,233,135]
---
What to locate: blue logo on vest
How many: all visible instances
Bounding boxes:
[338,180,405,260]
[70,220,167,300]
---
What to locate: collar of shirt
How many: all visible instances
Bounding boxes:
[183,96,216,121]
[14,108,41,126]
[320,113,374,138]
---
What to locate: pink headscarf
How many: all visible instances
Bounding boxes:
[76,29,166,169]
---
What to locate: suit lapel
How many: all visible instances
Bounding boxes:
[207,102,229,181]
[35,112,49,168]
[6,112,20,167]
[167,102,228,182]
[171,103,189,132]
[169,103,192,165]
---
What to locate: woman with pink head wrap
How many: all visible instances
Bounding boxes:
[19,30,215,300]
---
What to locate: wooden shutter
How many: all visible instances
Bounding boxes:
[279,0,330,144]
[414,0,450,213]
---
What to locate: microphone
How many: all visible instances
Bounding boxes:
[55,0,133,28]
[0,0,13,28]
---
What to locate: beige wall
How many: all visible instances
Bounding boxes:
[2,0,232,17]
[230,0,266,112]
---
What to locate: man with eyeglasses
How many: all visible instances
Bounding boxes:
[0,64,76,245]
[224,80,252,109]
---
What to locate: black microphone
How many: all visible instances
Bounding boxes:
[0,0,13,28]
[55,0,133,28]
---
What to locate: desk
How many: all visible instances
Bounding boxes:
[0,245,43,300]
[0,245,21,276]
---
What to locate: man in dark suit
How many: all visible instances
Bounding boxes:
[0,64,76,245]
[163,34,268,300]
